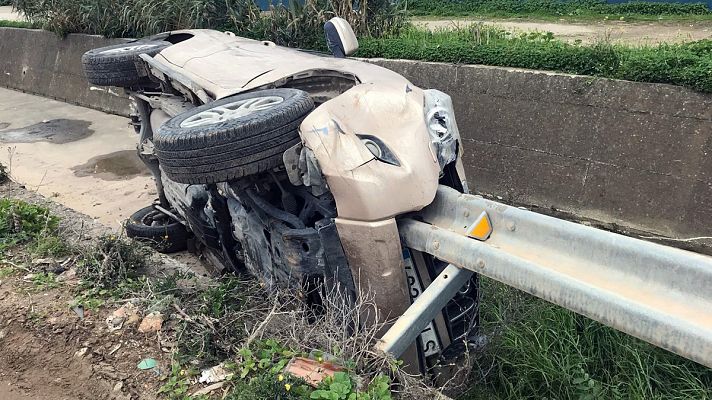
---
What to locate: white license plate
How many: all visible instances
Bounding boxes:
[403,249,442,358]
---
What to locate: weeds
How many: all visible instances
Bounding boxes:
[465,278,712,399]
[77,235,152,289]
[12,0,406,47]
[407,0,712,19]
[0,199,59,254]
[0,265,14,278]
[358,26,712,93]
[0,162,7,183]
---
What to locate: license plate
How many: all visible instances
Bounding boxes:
[403,249,442,358]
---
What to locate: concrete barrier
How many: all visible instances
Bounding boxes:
[0,27,709,250]
[370,59,711,250]
[0,28,131,116]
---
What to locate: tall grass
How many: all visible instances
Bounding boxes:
[466,278,712,399]
[11,0,406,45]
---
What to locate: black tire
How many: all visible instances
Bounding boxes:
[82,41,171,87]
[125,205,188,253]
[154,89,314,184]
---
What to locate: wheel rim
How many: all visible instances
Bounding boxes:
[179,96,284,128]
[141,209,172,227]
[100,43,160,55]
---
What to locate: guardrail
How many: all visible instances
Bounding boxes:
[378,185,712,368]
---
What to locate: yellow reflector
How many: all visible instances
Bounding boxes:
[467,211,493,241]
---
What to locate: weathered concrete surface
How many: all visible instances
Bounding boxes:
[371,59,712,248]
[0,28,131,116]
[0,87,153,228]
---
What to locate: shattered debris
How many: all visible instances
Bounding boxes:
[113,303,141,325]
[192,382,226,396]
[283,357,344,387]
[137,358,157,370]
[199,362,233,384]
[74,347,89,358]
[106,314,125,332]
[138,312,163,333]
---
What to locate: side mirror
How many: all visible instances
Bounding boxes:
[324,17,358,58]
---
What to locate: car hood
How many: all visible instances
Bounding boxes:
[153,29,410,99]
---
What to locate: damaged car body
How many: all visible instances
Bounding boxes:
[83,20,479,376]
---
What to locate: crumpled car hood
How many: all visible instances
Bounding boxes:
[153,29,410,99]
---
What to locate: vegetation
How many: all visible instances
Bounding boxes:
[407,0,712,20]
[0,197,418,399]
[0,198,60,254]
[11,0,405,47]
[358,26,712,93]
[0,19,39,28]
[0,162,7,183]
[467,278,712,399]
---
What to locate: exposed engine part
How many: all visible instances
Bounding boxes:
[283,143,329,196]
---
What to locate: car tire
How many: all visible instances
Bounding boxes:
[82,41,171,87]
[154,89,314,185]
[125,205,188,253]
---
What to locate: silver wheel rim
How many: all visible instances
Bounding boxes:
[100,43,160,55]
[179,96,284,128]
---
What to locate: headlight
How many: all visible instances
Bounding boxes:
[357,134,400,166]
[424,89,460,174]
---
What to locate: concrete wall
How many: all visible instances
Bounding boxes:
[370,59,711,249]
[0,28,131,116]
[0,27,709,249]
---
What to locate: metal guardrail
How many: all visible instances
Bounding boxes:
[377,185,712,368]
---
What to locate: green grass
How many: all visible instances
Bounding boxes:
[464,278,712,399]
[407,0,712,21]
[0,198,61,254]
[357,26,712,93]
[0,19,33,28]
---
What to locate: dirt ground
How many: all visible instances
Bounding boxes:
[0,180,216,400]
[413,18,712,44]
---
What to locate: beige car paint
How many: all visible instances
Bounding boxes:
[154,30,408,100]
[299,81,441,221]
[334,217,420,370]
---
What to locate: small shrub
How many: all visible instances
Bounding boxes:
[77,235,152,289]
[0,199,59,252]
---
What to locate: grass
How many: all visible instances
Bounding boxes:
[407,0,712,21]
[0,19,33,28]
[0,198,61,254]
[357,26,712,93]
[465,278,712,399]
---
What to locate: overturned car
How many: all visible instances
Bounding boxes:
[82,20,480,376]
